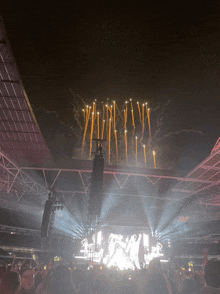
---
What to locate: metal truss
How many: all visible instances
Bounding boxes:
[166,146,220,208]
[19,162,220,209]
[211,136,220,154]
[20,165,220,193]
[0,225,70,240]
[0,150,47,200]
[1,141,220,228]
[15,164,220,225]
[0,224,40,237]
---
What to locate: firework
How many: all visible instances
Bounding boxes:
[106,103,109,135]
[109,118,111,163]
[115,130,118,163]
[93,102,95,117]
[136,136,138,161]
[89,112,94,158]
[147,108,151,139]
[153,150,156,169]
[82,106,90,154]
[97,112,100,139]
[125,101,128,130]
[125,129,128,160]
[80,98,154,167]
[102,103,105,121]
[137,102,141,123]
[113,101,116,130]
[101,120,105,140]
[143,144,146,164]
[142,104,145,139]
[131,99,135,133]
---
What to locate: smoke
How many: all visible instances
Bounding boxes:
[156,129,204,141]
[152,100,171,141]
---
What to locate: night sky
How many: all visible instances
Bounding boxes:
[2,0,220,169]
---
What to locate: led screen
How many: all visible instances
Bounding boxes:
[79,231,163,270]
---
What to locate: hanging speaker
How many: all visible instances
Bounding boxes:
[41,200,54,238]
[88,154,104,217]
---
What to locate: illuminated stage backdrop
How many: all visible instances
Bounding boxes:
[77,231,164,270]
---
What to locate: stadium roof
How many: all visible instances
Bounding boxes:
[0,18,51,166]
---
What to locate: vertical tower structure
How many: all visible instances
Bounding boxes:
[88,140,104,219]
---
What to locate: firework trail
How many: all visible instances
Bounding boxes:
[71,98,204,168]
[152,100,171,141]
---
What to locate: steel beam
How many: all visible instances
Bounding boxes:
[0,150,47,197]
[20,166,219,184]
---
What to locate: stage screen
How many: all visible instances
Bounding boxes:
[78,231,164,270]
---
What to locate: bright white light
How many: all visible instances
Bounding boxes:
[106,254,130,270]
[143,233,149,247]
[97,231,102,245]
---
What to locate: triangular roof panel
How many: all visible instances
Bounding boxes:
[0,18,51,166]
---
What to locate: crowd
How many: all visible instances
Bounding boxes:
[0,257,220,294]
